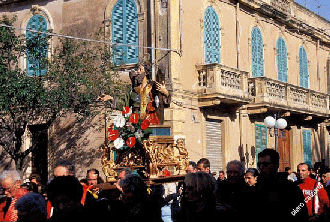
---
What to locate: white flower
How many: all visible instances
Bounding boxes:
[113,115,126,128]
[134,129,144,139]
[114,138,125,149]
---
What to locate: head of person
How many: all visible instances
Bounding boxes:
[321,168,330,185]
[47,176,83,215]
[29,173,41,185]
[218,170,225,180]
[183,172,215,211]
[119,174,147,204]
[86,169,103,186]
[257,149,280,179]
[226,160,245,184]
[0,170,22,198]
[186,161,197,173]
[197,158,211,174]
[15,192,46,222]
[117,168,132,181]
[53,160,75,177]
[297,163,311,181]
[245,168,259,186]
[285,167,291,174]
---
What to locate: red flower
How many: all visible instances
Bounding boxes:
[164,170,171,177]
[129,113,139,124]
[122,107,130,115]
[141,119,150,130]
[109,130,119,141]
[126,137,136,148]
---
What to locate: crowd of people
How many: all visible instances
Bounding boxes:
[1,149,330,222]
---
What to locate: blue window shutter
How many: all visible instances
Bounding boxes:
[204,7,220,64]
[112,0,138,65]
[26,15,48,76]
[251,27,264,77]
[303,130,312,166]
[125,0,139,64]
[255,124,267,162]
[299,46,309,88]
[277,37,287,82]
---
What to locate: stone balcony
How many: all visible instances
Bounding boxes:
[196,63,250,107]
[248,77,329,117]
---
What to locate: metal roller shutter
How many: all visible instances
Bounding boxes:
[206,119,223,176]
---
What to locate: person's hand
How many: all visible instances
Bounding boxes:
[115,180,123,192]
[156,81,169,96]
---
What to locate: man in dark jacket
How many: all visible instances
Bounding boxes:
[255,149,308,222]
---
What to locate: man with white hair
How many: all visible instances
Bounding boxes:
[0,170,28,221]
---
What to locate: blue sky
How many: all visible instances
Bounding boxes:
[295,0,330,21]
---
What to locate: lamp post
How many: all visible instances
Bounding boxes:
[264,114,287,151]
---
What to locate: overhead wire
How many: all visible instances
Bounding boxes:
[0,23,181,55]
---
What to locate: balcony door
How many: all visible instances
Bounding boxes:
[278,129,290,172]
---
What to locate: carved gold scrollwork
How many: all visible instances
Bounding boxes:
[102,135,189,181]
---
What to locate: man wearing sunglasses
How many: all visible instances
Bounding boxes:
[254,149,308,222]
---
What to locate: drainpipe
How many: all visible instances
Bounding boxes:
[316,39,320,91]
[151,0,156,80]
[179,0,183,56]
[236,2,240,70]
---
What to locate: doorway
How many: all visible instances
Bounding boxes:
[278,129,290,172]
[29,124,48,185]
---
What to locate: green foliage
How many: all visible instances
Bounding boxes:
[0,16,129,170]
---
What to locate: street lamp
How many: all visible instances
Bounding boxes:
[264,114,287,151]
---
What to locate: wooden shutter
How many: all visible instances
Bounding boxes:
[125,0,138,64]
[277,37,287,82]
[112,0,138,65]
[26,15,48,76]
[206,119,223,174]
[299,46,309,88]
[255,124,267,161]
[251,27,264,77]
[302,130,312,166]
[204,7,220,64]
[112,0,125,65]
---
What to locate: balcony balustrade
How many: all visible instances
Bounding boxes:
[196,64,250,106]
[248,77,329,116]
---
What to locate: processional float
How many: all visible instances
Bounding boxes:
[101,64,188,184]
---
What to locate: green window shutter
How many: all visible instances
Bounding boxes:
[204,7,220,64]
[302,130,312,166]
[251,27,264,77]
[277,37,287,82]
[112,0,138,65]
[299,46,309,88]
[255,124,267,162]
[26,15,48,76]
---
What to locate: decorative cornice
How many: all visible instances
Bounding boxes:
[238,0,330,46]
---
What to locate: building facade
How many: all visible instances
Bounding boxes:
[0,0,329,180]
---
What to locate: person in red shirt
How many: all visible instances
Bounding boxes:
[0,170,29,222]
[297,163,330,220]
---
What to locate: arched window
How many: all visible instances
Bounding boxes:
[204,7,220,64]
[299,46,309,88]
[112,0,138,65]
[276,37,287,82]
[26,14,48,76]
[251,27,264,77]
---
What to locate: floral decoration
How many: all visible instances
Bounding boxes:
[108,107,152,150]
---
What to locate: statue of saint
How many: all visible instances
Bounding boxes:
[129,63,171,125]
